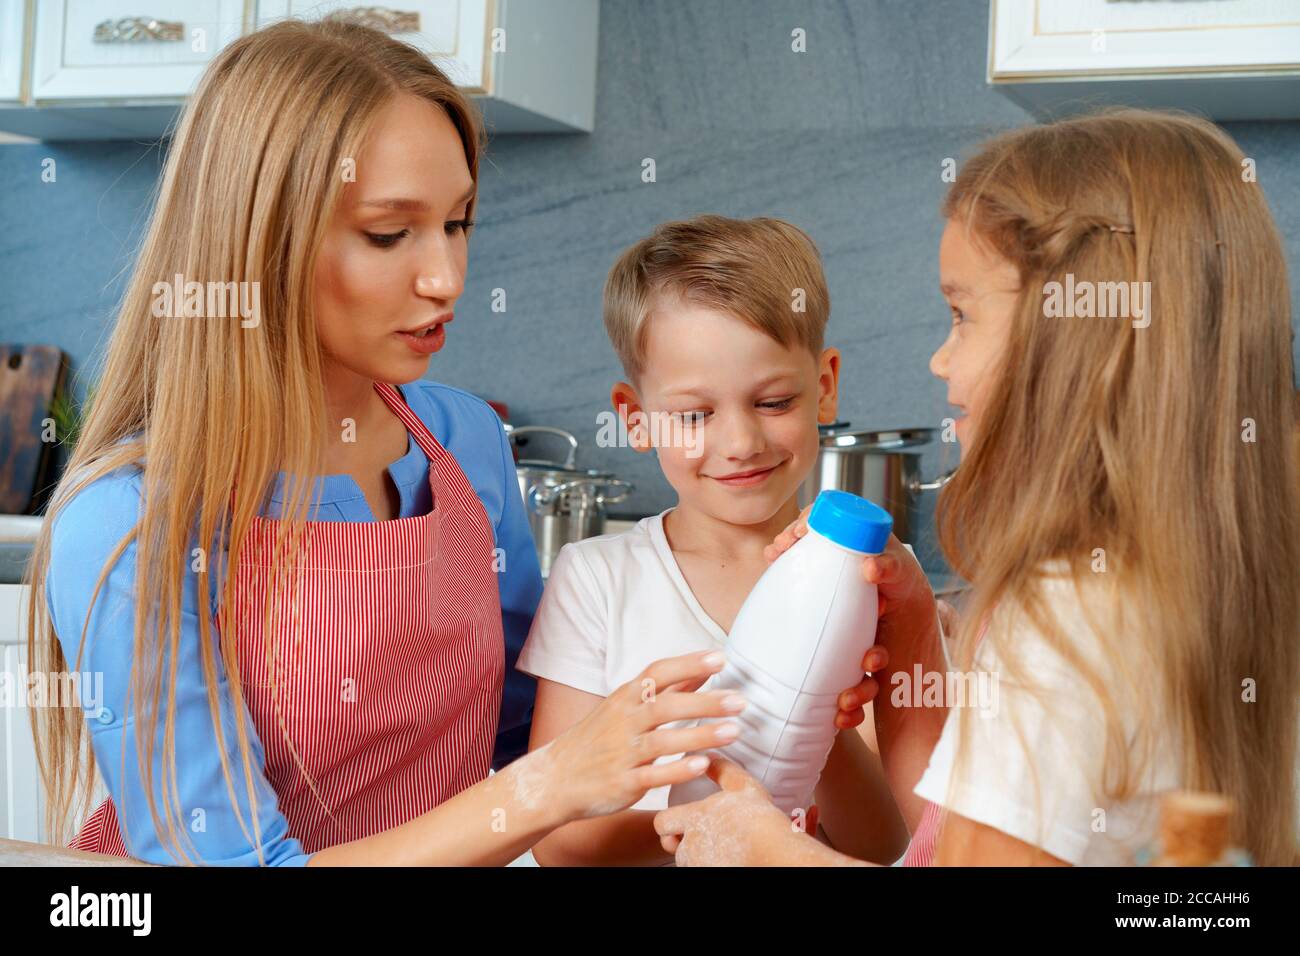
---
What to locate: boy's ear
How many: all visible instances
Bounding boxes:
[610,381,653,453]
[816,347,841,425]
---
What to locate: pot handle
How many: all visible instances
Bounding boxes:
[909,466,958,494]
[530,478,585,508]
[595,479,634,507]
[531,478,635,509]
[508,426,578,470]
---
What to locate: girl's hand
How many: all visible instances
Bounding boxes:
[533,650,749,822]
[764,508,936,727]
[653,756,816,866]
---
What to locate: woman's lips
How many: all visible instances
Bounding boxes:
[395,322,446,354]
[709,463,781,487]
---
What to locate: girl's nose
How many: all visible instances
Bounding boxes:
[929,330,954,381]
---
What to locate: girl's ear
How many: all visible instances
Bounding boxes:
[816,348,841,425]
[610,381,653,453]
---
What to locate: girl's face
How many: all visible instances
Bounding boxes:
[314,94,475,386]
[931,218,1021,447]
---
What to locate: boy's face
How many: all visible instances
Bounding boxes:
[612,292,839,527]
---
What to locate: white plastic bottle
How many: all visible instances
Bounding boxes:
[667,490,893,816]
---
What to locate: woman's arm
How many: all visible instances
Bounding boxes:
[488,411,545,770]
[47,472,312,866]
[527,678,676,867]
[315,652,745,865]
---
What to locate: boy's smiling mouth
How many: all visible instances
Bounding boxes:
[707,462,784,487]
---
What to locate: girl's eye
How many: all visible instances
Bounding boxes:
[951,307,967,325]
[446,219,475,236]
[758,398,794,411]
[365,229,410,248]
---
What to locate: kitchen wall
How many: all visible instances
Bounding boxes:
[3,0,1299,575]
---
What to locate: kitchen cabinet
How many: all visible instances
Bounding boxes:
[0,0,23,105]
[257,0,598,132]
[1,583,47,844]
[990,0,1300,120]
[0,583,109,847]
[0,0,598,140]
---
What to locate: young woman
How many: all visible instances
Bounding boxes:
[656,108,1300,867]
[25,19,757,866]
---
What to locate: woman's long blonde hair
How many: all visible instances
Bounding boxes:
[936,108,1299,865]
[25,19,484,863]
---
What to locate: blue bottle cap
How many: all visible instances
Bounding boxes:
[807,490,893,554]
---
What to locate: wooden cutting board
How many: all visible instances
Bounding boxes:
[0,344,67,515]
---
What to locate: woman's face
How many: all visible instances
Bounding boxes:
[931,218,1021,447]
[314,93,475,386]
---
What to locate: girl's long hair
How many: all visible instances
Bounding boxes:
[25,18,485,863]
[937,108,1298,865]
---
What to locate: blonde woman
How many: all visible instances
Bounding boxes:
[657,109,1300,867]
[25,19,753,866]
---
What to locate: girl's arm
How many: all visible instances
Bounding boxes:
[812,715,910,863]
[527,678,678,866]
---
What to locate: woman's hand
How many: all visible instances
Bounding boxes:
[653,757,847,866]
[527,650,749,823]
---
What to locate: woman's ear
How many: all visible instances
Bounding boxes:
[816,347,841,425]
[610,381,653,453]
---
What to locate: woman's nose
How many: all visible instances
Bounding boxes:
[415,241,464,302]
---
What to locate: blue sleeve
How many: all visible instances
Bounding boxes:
[490,418,543,770]
[45,471,313,867]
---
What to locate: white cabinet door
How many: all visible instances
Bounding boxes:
[31,0,249,102]
[1,585,44,843]
[258,0,491,91]
[0,0,24,104]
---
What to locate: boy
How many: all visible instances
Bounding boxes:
[517,215,908,865]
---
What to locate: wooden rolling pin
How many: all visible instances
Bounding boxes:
[0,837,150,867]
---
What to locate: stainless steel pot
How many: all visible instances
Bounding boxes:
[506,426,634,577]
[798,424,955,544]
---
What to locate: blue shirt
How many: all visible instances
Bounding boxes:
[45,380,543,866]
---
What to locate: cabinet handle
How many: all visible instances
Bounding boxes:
[92,16,184,44]
[324,7,421,34]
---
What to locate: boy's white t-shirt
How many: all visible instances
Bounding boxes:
[913,565,1182,866]
[516,509,726,811]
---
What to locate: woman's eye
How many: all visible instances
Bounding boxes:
[445,219,475,236]
[758,398,794,411]
[365,229,410,248]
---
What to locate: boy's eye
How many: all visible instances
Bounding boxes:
[758,398,794,411]
[446,219,475,236]
[365,229,410,248]
[673,410,709,425]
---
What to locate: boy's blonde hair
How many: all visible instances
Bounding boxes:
[603,215,830,381]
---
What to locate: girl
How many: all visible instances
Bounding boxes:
[656,108,1300,866]
[25,19,745,866]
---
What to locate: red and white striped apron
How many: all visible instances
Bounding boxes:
[70,380,505,860]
